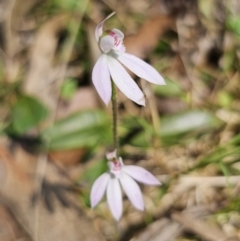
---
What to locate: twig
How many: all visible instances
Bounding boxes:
[179,175,240,188]
[33,153,48,241]
[172,212,238,241]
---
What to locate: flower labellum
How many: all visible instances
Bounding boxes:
[92,12,165,106]
[90,150,161,221]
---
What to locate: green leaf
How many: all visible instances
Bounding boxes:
[42,110,111,150]
[160,110,222,137]
[194,146,240,168]
[229,134,240,145]
[218,91,233,107]
[51,0,86,10]
[227,16,240,36]
[156,40,171,54]
[80,159,108,184]
[10,95,48,134]
[198,0,214,20]
[154,78,183,97]
[129,109,222,147]
[219,163,231,180]
[60,78,78,100]
[129,130,153,148]
[222,50,236,72]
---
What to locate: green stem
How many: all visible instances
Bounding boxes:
[111,80,118,150]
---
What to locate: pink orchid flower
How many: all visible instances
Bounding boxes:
[92,12,165,106]
[90,150,161,221]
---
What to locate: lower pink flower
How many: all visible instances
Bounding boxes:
[90,150,161,221]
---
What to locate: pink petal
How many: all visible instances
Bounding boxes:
[107,178,122,221]
[123,165,161,186]
[95,12,116,42]
[120,173,144,211]
[107,55,145,106]
[117,53,165,85]
[92,54,112,105]
[99,35,115,53]
[90,173,110,208]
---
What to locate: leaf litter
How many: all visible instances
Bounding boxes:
[0,0,240,240]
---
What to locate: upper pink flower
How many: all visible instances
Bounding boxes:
[92,12,165,106]
[90,150,161,221]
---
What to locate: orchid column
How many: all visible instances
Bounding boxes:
[91,12,165,221]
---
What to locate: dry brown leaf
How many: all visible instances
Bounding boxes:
[172,212,239,241]
[129,205,215,241]
[0,145,105,241]
[49,148,86,165]
[132,218,182,241]
[0,204,30,241]
[49,86,99,165]
[24,14,70,113]
[9,0,42,55]
[124,15,175,59]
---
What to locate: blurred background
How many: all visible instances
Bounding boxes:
[0,0,240,240]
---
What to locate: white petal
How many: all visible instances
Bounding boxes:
[111,28,124,39]
[107,55,145,106]
[90,173,110,208]
[117,53,165,85]
[95,12,116,41]
[99,35,115,53]
[107,178,122,221]
[92,54,112,105]
[120,173,144,211]
[123,165,161,186]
